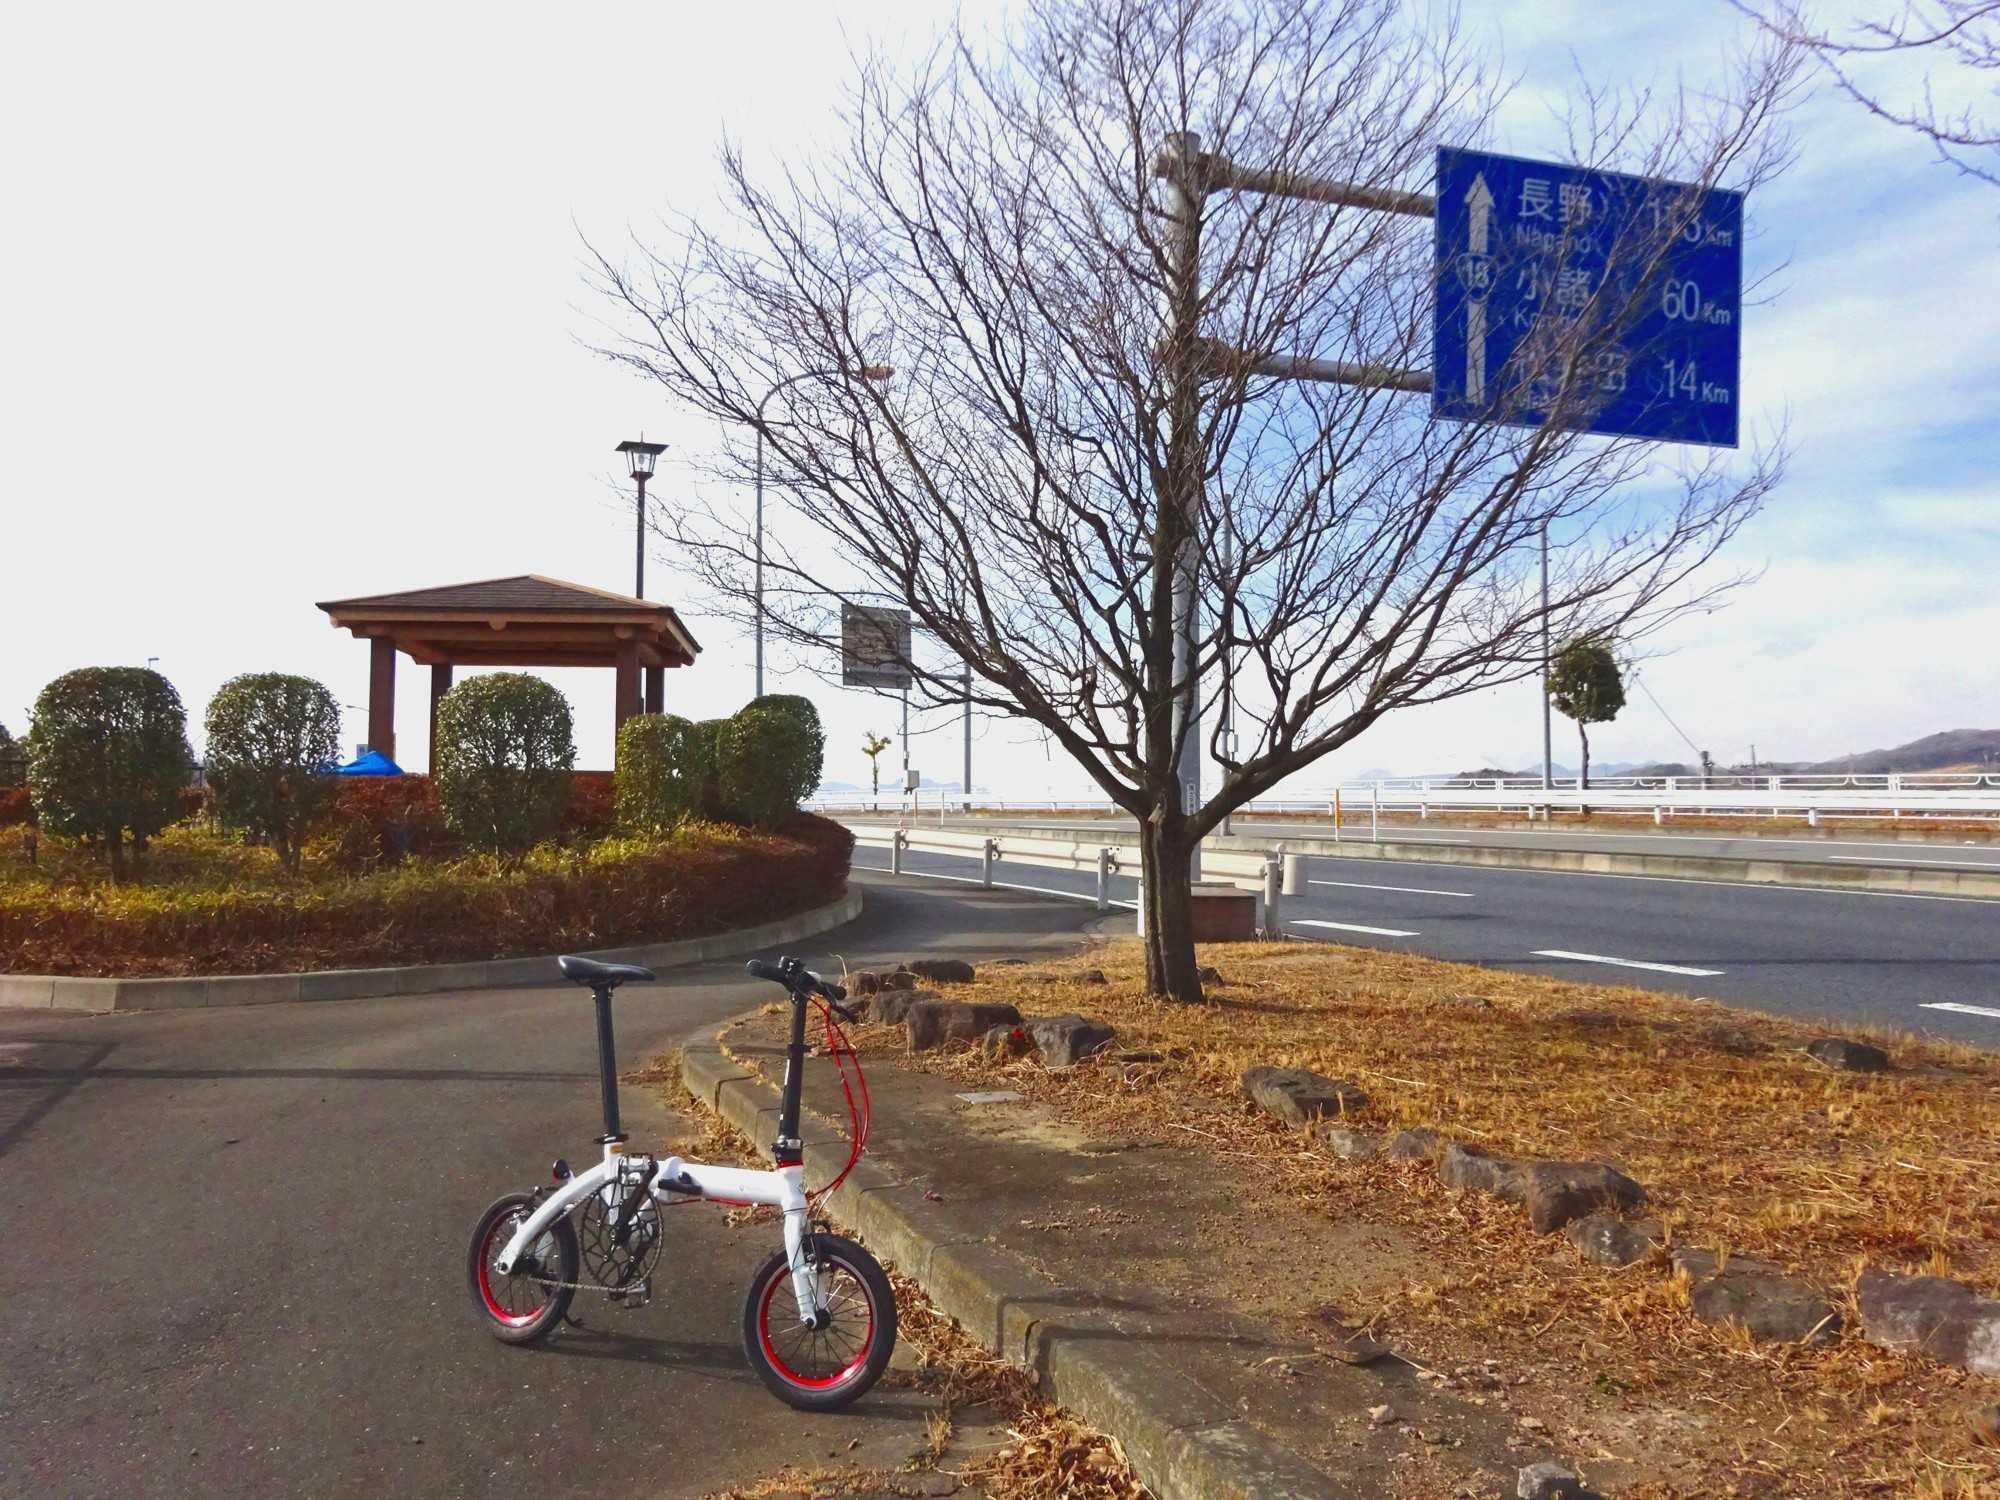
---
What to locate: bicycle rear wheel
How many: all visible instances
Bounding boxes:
[467,1191,579,1345]
[742,1233,896,1411]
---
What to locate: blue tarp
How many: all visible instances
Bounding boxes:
[335,750,404,777]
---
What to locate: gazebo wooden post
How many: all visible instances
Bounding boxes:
[644,665,664,715]
[368,637,397,762]
[614,638,641,741]
[429,663,454,765]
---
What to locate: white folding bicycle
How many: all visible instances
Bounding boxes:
[466,953,896,1410]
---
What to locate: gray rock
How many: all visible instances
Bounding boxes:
[1439,993,1495,1010]
[1517,1463,1591,1500]
[873,987,943,1025]
[1027,1014,1116,1068]
[853,970,884,996]
[1672,1247,1783,1281]
[1074,967,1108,985]
[1697,1025,1767,1057]
[1439,1144,1527,1202]
[906,1000,1024,1052]
[987,957,1028,966]
[1969,1402,2000,1448]
[1681,1252,1841,1344]
[1383,1127,1445,1160]
[979,1023,1033,1061]
[1521,1162,1647,1234]
[1565,1214,1664,1268]
[880,969,919,992]
[907,958,976,984]
[1240,1065,1368,1127]
[1316,1124,1380,1160]
[1856,1269,2000,1376]
[1806,1036,1890,1073]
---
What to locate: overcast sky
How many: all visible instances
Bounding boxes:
[3,2,1993,795]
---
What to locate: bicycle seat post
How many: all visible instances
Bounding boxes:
[590,981,624,1144]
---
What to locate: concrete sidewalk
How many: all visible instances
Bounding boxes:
[685,1017,1576,1500]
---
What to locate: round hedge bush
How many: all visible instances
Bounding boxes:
[718,697,826,825]
[615,714,709,834]
[204,672,343,872]
[26,667,193,879]
[431,673,575,852]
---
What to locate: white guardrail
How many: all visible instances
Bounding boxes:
[847,824,1299,932]
[817,771,2000,825]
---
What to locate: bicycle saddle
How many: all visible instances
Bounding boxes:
[556,955,657,988]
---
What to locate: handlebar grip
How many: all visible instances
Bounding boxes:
[821,978,848,1003]
[745,958,788,985]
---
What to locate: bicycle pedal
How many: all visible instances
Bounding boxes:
[611,1278,653,1310]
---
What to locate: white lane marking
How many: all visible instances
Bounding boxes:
[1302,857,2000,906]
[1292,919,1419,938]
[1309,878,1475,898]
[1533,949,1723,977]
[1826,855,2000,869]
[1919,1002,2000,1020]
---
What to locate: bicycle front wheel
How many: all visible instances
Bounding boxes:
[468,1191,579,1345]
[742,1233,896,1411]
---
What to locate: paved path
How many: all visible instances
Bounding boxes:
[859,844,2000,1048]
[0,879,1092,1500]
[842,811,2000,870]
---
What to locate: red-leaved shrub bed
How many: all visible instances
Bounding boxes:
[0,814,852,977]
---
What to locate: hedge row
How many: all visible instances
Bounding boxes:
[1,814,854,977]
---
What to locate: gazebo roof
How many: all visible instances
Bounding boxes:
[317,574,701,669]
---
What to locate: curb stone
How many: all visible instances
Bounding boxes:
[1,887,862,1013]
[680,1037,1354,1500]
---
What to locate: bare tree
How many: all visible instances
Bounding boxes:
[591,0,1802,1000]
[1733,0,1999,182]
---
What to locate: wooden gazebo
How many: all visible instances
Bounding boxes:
[317,575,701,765]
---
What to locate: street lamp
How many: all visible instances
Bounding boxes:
[615,438,669,599]
[753,363,892,698]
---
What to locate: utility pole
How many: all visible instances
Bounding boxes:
[962,669,972,812]
[1541,523,1553,790]
[1160,132,1205,878]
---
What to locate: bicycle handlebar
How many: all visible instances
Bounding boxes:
[745,956,854,1018]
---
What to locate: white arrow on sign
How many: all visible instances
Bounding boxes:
[1464,173,1493,401]
[1466,172,1493,254]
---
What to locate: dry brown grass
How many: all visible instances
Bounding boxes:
[650,1056,1149,1500]
[855,938,2000,1496]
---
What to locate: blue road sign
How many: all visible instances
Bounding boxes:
[1432,146,1743,447]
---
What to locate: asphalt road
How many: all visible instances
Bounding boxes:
[841,812,2000,871]
[0,879,1094,1500]
[859,844,2000,1048]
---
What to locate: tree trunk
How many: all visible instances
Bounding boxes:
[1141,816,1204,1002]
[1578,723,1591,791]
[107,831,127,883]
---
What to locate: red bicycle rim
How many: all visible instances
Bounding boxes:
[757,1260,875,1389]
[478,1215,546,1327]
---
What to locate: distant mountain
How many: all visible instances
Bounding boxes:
[1802,729,2000,775]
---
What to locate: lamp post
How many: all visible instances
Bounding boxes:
[754,364,892,698]
[615,438,668,599]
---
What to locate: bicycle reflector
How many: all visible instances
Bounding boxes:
[551,1158,572,1182]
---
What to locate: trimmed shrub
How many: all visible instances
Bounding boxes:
[431,674,576,853]
[694,718,731,818]
[563,771,617,842]
[719,699,825,825]
[317,775,457,868]
[26,667,193,880]
[616,714,708,834]
[204,673,343,873]
[0,812,854,976]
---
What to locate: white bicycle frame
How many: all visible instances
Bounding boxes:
[495,1139,824,1320]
